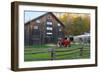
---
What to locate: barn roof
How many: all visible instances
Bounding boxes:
[25,12,65,27]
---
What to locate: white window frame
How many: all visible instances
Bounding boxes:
[47,22,52,25]
[36,20,40,23]
[46,27,53,30]
[58,23,61,26]
[46,32,52,35]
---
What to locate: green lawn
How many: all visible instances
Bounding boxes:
[24,43,90,61]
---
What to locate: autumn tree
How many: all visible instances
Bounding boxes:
[57,13,90,36]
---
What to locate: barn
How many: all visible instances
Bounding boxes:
[24,12,65,45]
[73,32,90,43]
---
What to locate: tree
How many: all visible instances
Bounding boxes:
[57,13,90,36]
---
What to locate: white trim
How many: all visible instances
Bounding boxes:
[47,22,52,25]
[46,27,53,30]
[36,20,40,23]
[46,32,53,35]
[58,23,61,26]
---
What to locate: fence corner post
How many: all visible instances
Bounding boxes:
[50,48,55,60]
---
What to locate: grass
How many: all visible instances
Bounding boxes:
[24,43,90,61]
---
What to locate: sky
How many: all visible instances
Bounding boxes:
[24,11,46,23]
[24,11,90,23]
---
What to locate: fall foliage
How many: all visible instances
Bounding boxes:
[54,13,90,36]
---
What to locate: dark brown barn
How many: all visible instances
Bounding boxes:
[24,12,65,46]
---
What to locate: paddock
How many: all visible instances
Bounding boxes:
[24,43,90,61]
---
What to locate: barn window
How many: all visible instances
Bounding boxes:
[34,26,38,29]
[46,27,53,30]
[46,32,52,35]
[36,20,40,23]
[57,23,61,26]
[47,22,52,25]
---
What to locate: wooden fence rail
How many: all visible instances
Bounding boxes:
[25,47,90,61]
[50,48,82,60]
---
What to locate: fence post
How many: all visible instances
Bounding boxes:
[80,47,83,57]
[50,48,55,60]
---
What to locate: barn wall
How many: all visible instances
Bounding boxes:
[24,13,65,46]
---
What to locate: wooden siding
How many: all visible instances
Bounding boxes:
[24,12,65,45]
